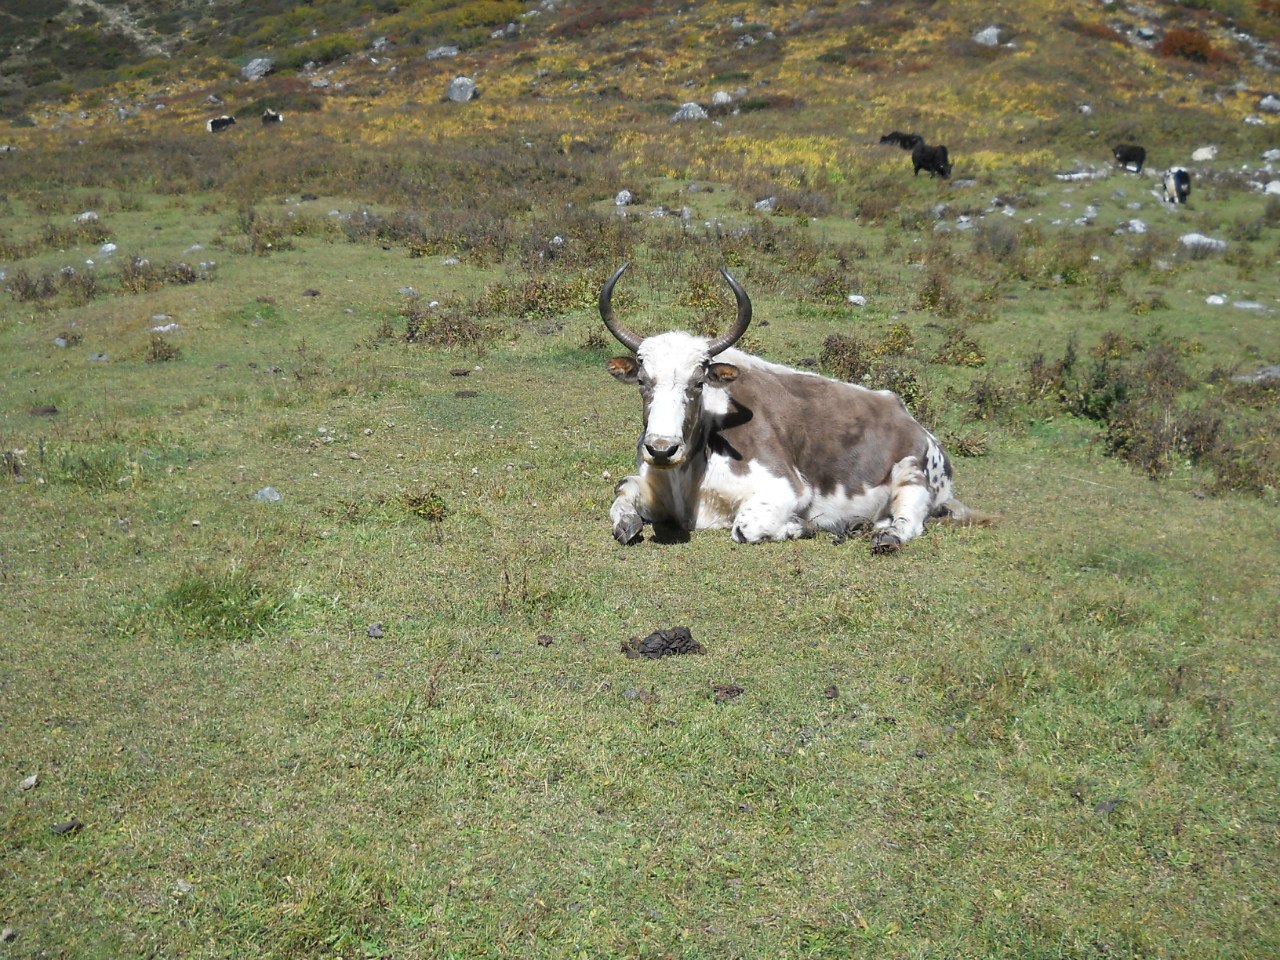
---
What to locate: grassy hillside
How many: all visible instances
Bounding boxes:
[1,2,1278,959]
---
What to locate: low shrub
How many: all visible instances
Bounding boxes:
[1155,26,1233,65]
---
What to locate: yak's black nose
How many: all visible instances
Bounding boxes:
[644,440,681,463]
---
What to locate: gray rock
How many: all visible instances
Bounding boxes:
[973,26,1001,46]
[1232,364,1280,384]
[73,211,99,223]
[670,102,708,123]
[1260,94,1280,113]
[615,189,633,206]
[242,58,275,81]
[446,76,478,102]
[754,196,776,212]
[427,45,459,60]
[19,774,38,791]
[253,486,283,503]
[1179,232,1227,252]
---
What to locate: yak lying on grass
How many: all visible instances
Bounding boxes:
[601,264,986,552]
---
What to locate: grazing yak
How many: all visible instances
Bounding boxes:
[600,264,985,551]
[912,142,952,178]
[206,115,237,133]
[1113,143,1146,172]
[262,108,284,125]
[879,131,923,150]
[1162,167,1191,204]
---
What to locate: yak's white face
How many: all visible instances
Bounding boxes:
[607,332,737,468]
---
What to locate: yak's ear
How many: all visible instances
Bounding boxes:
[607,356,639,383]
[707,362,740,383]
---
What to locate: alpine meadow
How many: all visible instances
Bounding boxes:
[1,1,1278,958]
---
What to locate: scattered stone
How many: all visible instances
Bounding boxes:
[1190,145,1217,162]
[711,682,744,703]
[823,685,839,699]
[88,353,108,362]
[754,196,776,212]
[242,58,275,81]
[536,634,554,647]
[151,322,179,333]
[99,242,117,256]
[427,45,459,59]
[1262,148,1280,163]
[52,817,83,835]
[847,294,867,306]
[1260,94,1280,114]
[446,76,478,102]
[1179,233,1227,252]
[174,879,194,896]
[73,211,99,223]
[1232,301,1266,311]
[1232,364,1280,385]
[973,25,1002,46]
[621,626,704,659]
[1206,294,1226,305]
[1264,180,1280,195]
[19,774,38,791]
[0,928,14,943]
[367,622,384,639]
[711,90,733,106]
[669,102,708,123]
[253,486,282,503]
[614,189,633,206]
[1244,114,1265,126]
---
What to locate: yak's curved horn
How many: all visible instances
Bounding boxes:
[599,263,643,352]
[706,268,752,357]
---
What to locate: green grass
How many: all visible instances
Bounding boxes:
[2,11,1280,955]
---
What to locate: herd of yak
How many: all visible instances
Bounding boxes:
[205,108,1192,205]
[878,130,1191,204]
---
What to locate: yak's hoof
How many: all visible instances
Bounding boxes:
[613,517,643,545]
[870,531,902,555]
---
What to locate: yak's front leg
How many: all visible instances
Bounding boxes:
[730,476,812,543]
[870,456,933,554]
[610,475,646,545]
